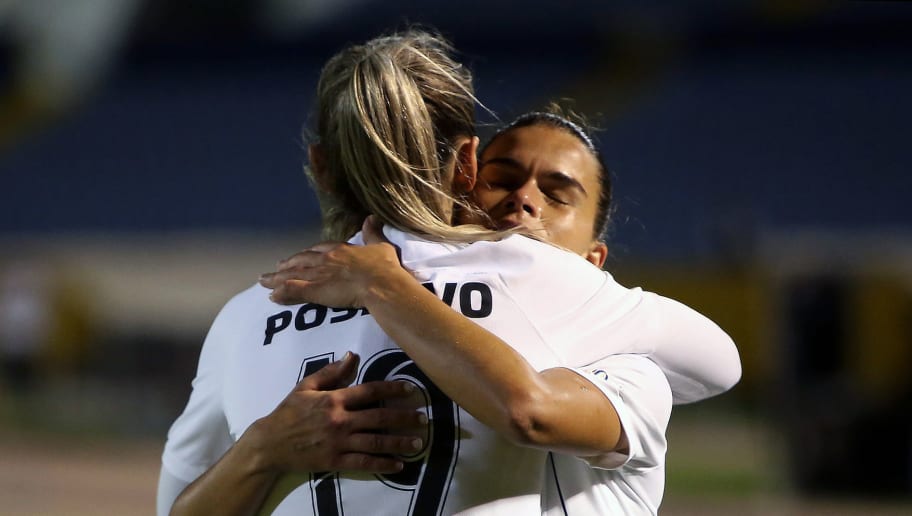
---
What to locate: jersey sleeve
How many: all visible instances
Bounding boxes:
[644,293,741,404]
[156,467,191,516]
[565,355,672,471]
[160,297,238,485]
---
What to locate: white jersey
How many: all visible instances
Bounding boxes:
[161,229,738,515]
[544,358,672,516]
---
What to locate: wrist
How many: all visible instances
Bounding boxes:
[362,265,416,308]
[237,418,282,478]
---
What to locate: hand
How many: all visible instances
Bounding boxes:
[259,216,409,307]
[242,352,426,474]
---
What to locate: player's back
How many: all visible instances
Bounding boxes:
[219,239,568,514]
[165,228,718,514]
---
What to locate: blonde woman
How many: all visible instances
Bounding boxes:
[259,107,741,515]
[160,30,738,516]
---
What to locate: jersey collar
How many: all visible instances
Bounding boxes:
[348,226,467,266]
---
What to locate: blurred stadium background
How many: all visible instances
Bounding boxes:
[1,0,911,514]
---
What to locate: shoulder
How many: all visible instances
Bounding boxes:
[214,283,272,323]
[200,283,272,354]
[471,234,609,285]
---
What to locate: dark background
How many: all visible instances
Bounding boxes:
[1,1,911,513]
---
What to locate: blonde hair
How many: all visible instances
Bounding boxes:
[309,30,498,242]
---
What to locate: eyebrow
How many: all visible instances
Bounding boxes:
[480,156,589,197]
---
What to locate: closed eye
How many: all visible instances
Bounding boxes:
[544,191,570,205]
[479,160,526,191]
[540,172,587,206]
[479,158,589,206]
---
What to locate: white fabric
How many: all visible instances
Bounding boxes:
[385,231,740,405]
[159,229,739,515]
[542,357,672,516]
[157,468,190,516]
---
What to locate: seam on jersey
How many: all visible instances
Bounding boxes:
[411,270,554,351]
[548,452,569,516]
[489,235,609,320]
[588,284,649,338]
[529,264,611,320]
[499,271,649,364]
[494,273,559,359]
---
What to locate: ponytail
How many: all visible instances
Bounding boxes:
[309,30,498,242]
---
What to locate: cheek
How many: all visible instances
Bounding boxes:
[542,208,577,237]
[471,189,502,214]
[544,208,594,250]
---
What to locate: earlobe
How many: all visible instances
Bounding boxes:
[453,136,479,194]
[584,241,609,268]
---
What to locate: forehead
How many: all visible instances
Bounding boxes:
[481,125,601,185]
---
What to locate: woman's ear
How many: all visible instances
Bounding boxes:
[584,241,609,268]
[308,144,331,193]
[452,136,479,194]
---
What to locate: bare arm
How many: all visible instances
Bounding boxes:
[262,220,623,457]
[356,276,623,456]
[169,353,426,516]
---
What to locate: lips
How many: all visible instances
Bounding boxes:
[494,216,547,237]
[495,219,522,230]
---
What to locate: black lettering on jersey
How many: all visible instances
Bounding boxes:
[262,281,492,346]
[295,303,328,330]
[441,283,458,306]
[422,281,493,319]
[329,308,359,324]
[421,282,457,306]
[459,282,493,318]
[264,310,292,345]
[263,305,371,345]
[296,349,459,515]
[299,354,334,382]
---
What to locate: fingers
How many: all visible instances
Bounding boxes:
[276,250,320,271]
[335,424,428,472]
[347,407,428,438]
[338,355,359,387]
[259,270,317,289]
[269,278,316,305]
[346,432,425,458]
[276,244,347,272]
[334,430,428,473]
[260,267,324,305]
[307,241,347,254]
[337,380,423,409]
[334,452,404,474]
[297,352,360,391]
